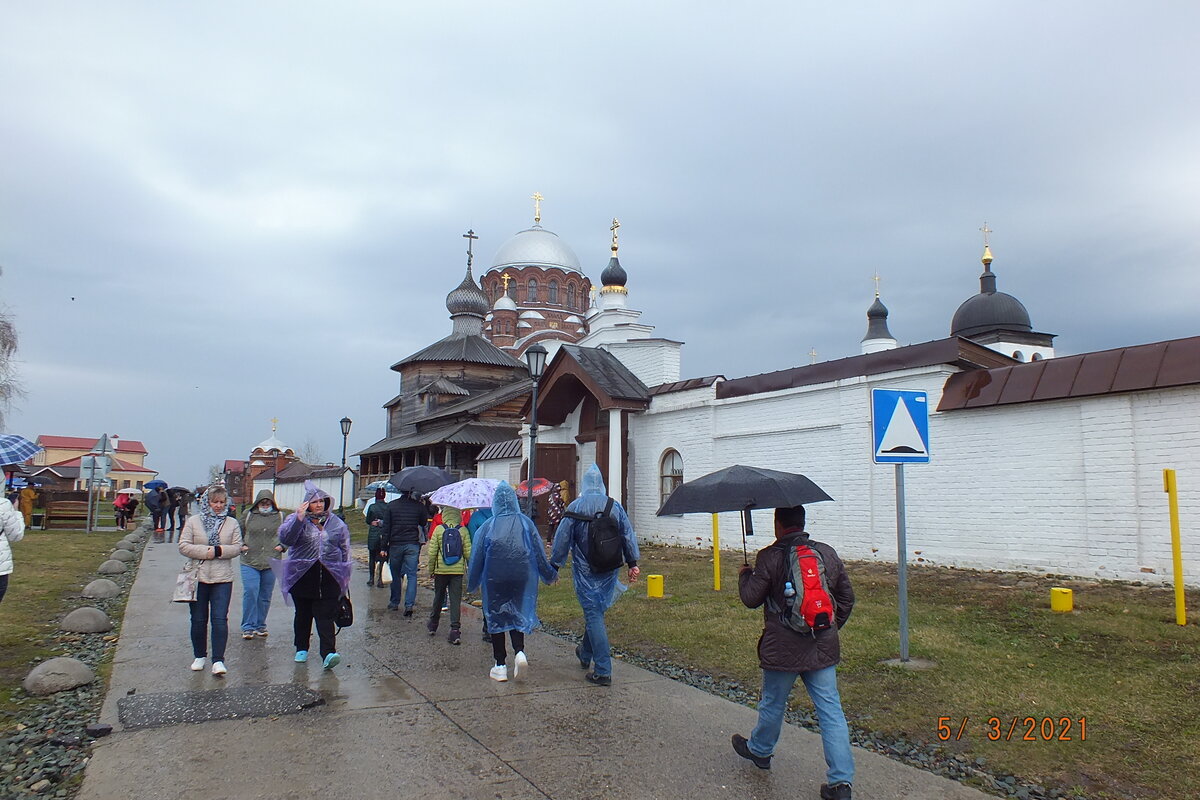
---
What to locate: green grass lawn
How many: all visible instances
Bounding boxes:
[537,544,1200,800]
[0,527,128,723]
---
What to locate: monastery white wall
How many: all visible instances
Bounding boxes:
[627,370,1200,586]
[604,340,682,387]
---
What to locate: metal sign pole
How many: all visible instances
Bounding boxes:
[85,457,98,533]
[896,463,909,662]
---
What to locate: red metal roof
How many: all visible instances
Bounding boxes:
[47,455,158,474]
[37,435,148,454]
[224,460,246,472]
[938,335,1200,411]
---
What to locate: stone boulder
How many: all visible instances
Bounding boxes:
[114,540,136,551]
[97,560,127,574]
[82,579,121,599]
[109,549,135,562]
[23,657,95,696]
[60,607,113,633]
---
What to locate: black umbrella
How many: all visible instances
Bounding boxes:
[387,466,455,495]
[656,465,833,563]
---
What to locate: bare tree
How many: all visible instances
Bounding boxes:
[298,437,325,465]
[207,464,223,485]
[0,266,23,428]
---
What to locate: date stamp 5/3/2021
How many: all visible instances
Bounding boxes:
[936,716,1088,742]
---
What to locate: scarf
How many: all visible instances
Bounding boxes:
[199,489,227,545]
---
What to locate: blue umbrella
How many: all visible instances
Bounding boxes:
[0,434,42,466]
[145,479,168,490]
[364,480,398,492]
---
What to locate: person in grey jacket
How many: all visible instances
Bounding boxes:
[0,495,26,605]
[239,489,283,638]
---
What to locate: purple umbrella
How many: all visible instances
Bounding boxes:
[428,477,501,509]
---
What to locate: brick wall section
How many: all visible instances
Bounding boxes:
[623,368,1199,586]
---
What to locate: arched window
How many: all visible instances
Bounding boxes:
[1012,351,1025,362]
[567,283,576,310]
[548,279,559,304]
[527,278,538,303]
[660,449,684,506]
[1031,353,1044,362]
[507,281,517,301]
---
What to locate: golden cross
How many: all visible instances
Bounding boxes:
[610,217,620,254]
[979,221,992,247]
[270,417,279,433]
[463,229,478,267]
[872,271,881,298]
[809,348,818,364]
[501,272,512,292]
[532,192,544,224]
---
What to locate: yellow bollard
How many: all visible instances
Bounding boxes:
[1050,587,1073,613]
[647,574,664,598]
[712,513,721,591]
[1164,469,1187,626]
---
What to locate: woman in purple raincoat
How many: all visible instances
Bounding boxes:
[276,481,351,670]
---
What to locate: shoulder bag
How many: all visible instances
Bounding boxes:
[173,559,199,602]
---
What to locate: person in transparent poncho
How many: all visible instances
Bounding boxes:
[549,464,640,686]
[467,482,557,681]
[275,481,351,669]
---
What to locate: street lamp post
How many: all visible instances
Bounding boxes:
[339,417,352,515]
[523,344,548,519]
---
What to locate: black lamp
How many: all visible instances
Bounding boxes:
[338,417,352,513]
[524,344,548,517]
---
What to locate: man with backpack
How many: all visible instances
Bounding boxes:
[549,464,640,687]
[733,504,855,799]
[425,505,472,644]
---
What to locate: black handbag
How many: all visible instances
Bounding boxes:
[335,595,353,629]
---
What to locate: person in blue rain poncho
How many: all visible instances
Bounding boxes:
[550,464,640,686]
[275,481,351,670]
[467,482,557,682]
[465,505,493,641]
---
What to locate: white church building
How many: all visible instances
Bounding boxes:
[474,226,1199,586]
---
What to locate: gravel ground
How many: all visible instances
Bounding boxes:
[535,620,1088,800]
[0,530,144,800]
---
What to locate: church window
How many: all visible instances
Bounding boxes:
[660,450,684,506]
[1012,351,1025,362]
[548,279,559,304]
[528,278,538,303]
[567,283,576,309]
[1031,353,1043,361]
[507,281,517,301]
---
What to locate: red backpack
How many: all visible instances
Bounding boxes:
[770,541,836,635]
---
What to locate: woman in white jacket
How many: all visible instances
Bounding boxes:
[0,495,27,604]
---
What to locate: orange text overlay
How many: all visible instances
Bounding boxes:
[936,716,1088,742]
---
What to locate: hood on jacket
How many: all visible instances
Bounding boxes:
[439,506,463,527]
[253,489,279,512]
[579,464,608,497]
[491,481,522,517]
[301,480,332,511]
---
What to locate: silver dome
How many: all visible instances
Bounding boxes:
[489,227,582,274]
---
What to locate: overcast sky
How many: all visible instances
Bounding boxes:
[2,2,1197,486]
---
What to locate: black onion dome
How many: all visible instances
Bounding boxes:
[446,269,489,317]
[862,297,894,341]
[950,267,1033,338]
[600,256,627,287]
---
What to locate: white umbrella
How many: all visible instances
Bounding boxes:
[117,487,143,494]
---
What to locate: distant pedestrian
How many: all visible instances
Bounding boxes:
[364,488,388,587]
[147,487,167,534]
[0,494,27,604]
[465,505,493,641]
[239,490,283,639]
[549,464,640,686]
[17,485,36,527]
[379,489,429,615]
[277,481,351,669]
[467,482,556,682]
[425,505,472,644]
[178,486,243,676]
[731,504,855,800]
[113,492,132,529]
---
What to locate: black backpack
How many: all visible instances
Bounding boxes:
[567,498,624,573]
[441,524,464,566]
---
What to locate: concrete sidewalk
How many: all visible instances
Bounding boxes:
[79,536,993,800]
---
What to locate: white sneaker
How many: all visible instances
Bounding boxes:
[190,658,206,671]
[489,665,508,682]
[211,661,227,675]
[514,651,528,678]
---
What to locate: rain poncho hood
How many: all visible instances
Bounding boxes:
[273,481,351,602]
[467,482,556,634]
[549,464,640,613]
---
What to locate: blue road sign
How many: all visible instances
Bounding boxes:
[871,389,930,464]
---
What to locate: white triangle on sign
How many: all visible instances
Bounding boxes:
[877,397,927,456]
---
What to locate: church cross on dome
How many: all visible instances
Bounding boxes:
[610,217,620,255]
[809,348,818,364]
[532,192,544,225]
[501,272,512,292]
[463,229,478,269]
[872,271,882,298]
[979,221,993,247]
[270,417,278,433]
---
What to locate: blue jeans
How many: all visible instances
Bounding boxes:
[388,543,420,608]
[578,598,612,677]
[190,581,233,661]
[748,666,854,785]
[240,564,276,632]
